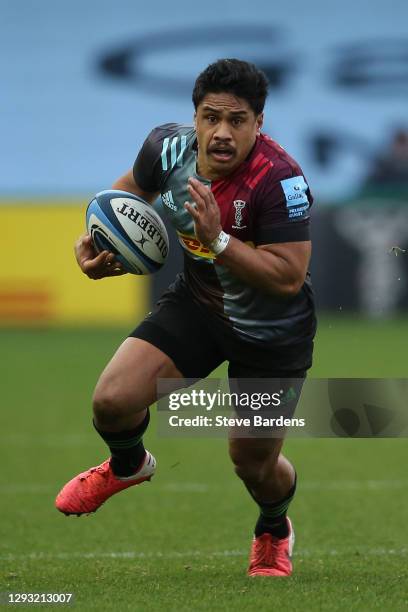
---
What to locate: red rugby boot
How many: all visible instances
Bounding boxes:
[55,451,156,516]
[247,518,294,577]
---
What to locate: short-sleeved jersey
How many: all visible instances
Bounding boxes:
[133,123,316,347]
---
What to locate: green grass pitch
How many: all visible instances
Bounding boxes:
[1,316,408,610]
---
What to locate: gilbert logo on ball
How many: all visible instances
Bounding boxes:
[86,190,169,275]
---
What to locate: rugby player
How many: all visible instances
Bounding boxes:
[55,59,316,577]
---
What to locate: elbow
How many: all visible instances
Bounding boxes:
[268,278,304,299]
[285,279,304,298]
[276,286,300,299]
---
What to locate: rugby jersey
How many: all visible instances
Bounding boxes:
[133,123,316,346]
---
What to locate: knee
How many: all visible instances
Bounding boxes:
[229,447,277,487]
[92,377,139,427]
[233,460,264,487]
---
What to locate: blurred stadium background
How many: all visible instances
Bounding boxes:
[1,1,408,609]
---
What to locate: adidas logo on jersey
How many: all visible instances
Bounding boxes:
[162,190,177,212]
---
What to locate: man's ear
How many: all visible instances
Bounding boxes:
[193,111,197,129]
[256,112,264,135]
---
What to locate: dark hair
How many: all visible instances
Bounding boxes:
[192,58,269,115]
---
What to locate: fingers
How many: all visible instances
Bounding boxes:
[82,233,93,245]
[86,265,126,280]
[184,177,223,246]
[185,177,217,215]
[188,176,211,196]
[105,267,127,277]
[105,252,117,266]
[82,249,125,279]
[76,233,94,252]
[82,249,108,270]
[184,201,199,219]
[103,252,125,275]
[75,232,127,279]
[189,176,218,205]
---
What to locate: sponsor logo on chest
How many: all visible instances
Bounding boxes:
[177,231,215,260]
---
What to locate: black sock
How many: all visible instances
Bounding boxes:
[254,474,297,539]
[93,409,150,477]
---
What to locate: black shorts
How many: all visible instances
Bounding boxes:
[130,274,313,382]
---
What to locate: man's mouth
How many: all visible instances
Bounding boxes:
[208,147,235,162]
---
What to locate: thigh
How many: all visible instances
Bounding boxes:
[229,435,285,466]
[130,275,225,379]
[94,337,184,411]
[227,360,307,441]
[228,362,307,419]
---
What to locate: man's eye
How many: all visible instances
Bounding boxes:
[232,118,243,126]
[207,116,217,124]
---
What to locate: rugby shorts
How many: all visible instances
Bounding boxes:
[129,275,313,418]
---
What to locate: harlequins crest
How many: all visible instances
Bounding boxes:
[233,200,246,229]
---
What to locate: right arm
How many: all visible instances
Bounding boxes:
[77,124,170,279]
[111,169,160,203]
[75,170,159,279]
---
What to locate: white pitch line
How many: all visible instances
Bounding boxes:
[0,434,96,448]
[1,480,407,494]
[0,484,56,494]
[162,480,408,492]
[300,479,408,490]
[0,548,407,562]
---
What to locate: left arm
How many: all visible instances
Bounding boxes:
[217,239,310,298]
[185,177,310,298]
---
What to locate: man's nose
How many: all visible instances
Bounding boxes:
[214,121,232,141]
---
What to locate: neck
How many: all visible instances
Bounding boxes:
[196,155,217,181]
[196,153,236,182]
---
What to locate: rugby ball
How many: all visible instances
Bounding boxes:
[86,190,169,275]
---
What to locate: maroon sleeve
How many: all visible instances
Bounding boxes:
[253,164,313,246]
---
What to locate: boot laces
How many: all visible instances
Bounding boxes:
[253,535,286,568]
[80,462,110,481]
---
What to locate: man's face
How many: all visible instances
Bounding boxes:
[194,92,263,180]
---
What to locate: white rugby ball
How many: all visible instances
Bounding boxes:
[86,190,169,275]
